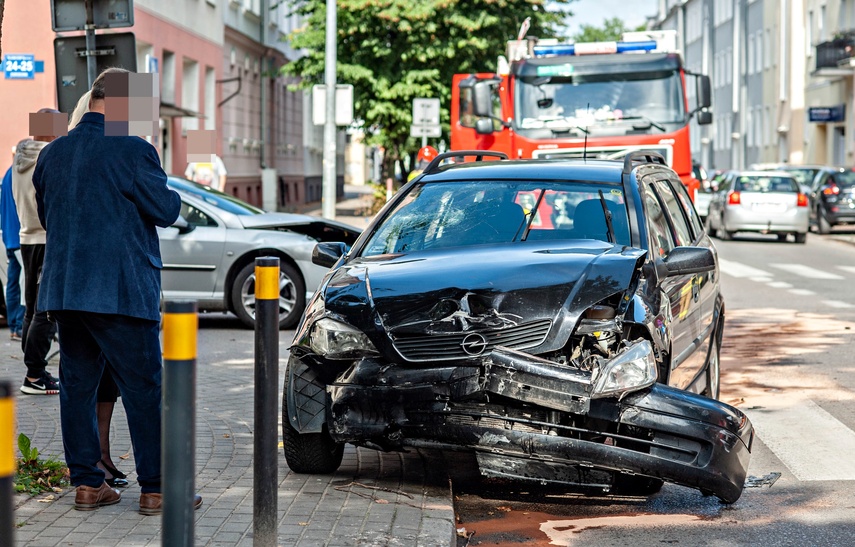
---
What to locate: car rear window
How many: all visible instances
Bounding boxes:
[832,170,855,189]
[361,180,631,256]
[735,176,798,193]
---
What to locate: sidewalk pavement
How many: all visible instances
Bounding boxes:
[3,187,458,546]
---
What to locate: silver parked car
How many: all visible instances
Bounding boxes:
[160,177,361,328]
[705,171,809,243]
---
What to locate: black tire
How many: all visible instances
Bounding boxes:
[705,215,716,238]
[776,233,788,242]
[230,261,305,329]
[281,372,344,474]
[817,207,832,234]
[612,473,664,497]
[702,319,722,400]
[794,232,807,244]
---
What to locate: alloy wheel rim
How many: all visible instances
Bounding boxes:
[240,271,297,321]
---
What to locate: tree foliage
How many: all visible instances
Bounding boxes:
[572,16,646,43]
[282,0,574,180]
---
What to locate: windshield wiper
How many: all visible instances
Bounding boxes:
[619,115,666,132]
[597,190,616,244]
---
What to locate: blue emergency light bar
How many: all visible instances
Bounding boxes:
[533,40,658,57]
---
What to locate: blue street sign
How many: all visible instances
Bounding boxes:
[3,54,44,79]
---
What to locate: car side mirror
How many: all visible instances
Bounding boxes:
[664,246,716,276]
[475,118,495,135]
[312,242,347,268]
[697,75,711,109]
[173,216,196,234]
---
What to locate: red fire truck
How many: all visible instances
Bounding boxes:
[450,30,711,199]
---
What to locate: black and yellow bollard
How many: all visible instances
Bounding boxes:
[162,301,198,547]
[254,257,279,546]
[0,382,14,547]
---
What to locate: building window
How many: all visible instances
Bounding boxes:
[726,48,732,85]
[748,35,755,75]
[182,58,200,133]
[820,5,827,42]
[808,10,814,57]
[204,66,216,131]
[162,50,176,104]
[756,31,763,74]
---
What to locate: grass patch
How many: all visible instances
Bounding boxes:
[14,433,69,496]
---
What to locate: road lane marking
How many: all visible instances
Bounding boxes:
[767,281,793,289]
[719,259,774,279]
[822,300,855,309]
[748,400,855,481]
[788,289,816,296]
[770,264,844,280]
[836,266,855,275]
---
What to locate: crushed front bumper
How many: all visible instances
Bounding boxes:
[287,348,754,503]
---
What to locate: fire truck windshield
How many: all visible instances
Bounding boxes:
[515,69,685,136]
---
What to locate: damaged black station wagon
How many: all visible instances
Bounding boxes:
[282,151,753,504]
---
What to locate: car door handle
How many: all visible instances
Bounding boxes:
[691,276,700,302]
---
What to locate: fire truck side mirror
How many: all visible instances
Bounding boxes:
[697,110,713,126]
[472,80,495,118]
[697,75,711,110]
[475,118,495,135]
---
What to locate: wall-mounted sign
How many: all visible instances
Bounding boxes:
[3,54,45,79]
[808,105,846,123]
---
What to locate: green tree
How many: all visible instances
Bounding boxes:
[572,16,645,43]
[282,0,574,180]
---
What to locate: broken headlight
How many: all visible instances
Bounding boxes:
[591,340,657,399]
[309,318,380,359]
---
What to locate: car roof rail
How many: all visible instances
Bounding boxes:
[622,151,667,174]
[423,150,509,175]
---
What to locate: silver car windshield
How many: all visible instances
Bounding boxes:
[361,180,631,257]
[168,177,263,215]
[734,176,798,193]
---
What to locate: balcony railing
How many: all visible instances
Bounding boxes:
[816,33,855,72]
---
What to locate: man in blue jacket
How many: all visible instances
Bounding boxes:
[32,68,192,514]
[0,165,24,340]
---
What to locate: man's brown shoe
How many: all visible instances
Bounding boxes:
[74,482,121,511]
[139,493,203,516]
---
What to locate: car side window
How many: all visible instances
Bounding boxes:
[667,178,704,239]
[643,187,676,258]
[653,179,693,246]
[179,202,218,227]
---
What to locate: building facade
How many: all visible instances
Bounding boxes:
[655,0,808,171]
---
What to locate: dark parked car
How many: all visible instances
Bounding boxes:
[282,152,753,503]
[809,167,855,234]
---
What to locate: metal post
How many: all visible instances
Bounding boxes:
[254,257,280,546]
[84,0,97,87]
[162,301,198,547]
[322,0,338,220]
[0,382,14,547]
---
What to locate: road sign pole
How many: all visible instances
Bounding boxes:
[84,1,97,87]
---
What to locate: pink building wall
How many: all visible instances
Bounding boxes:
[0,0,58,166]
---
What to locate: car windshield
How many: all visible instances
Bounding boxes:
[167,177,263,215]
[734,176,798,193]
[778,168,819,187]
[361,180,631,257]
[515,70,684,133]
[831,170,855,189]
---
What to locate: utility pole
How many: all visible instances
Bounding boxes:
[322,0,337,220]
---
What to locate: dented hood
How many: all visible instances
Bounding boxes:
[323,240,647,353]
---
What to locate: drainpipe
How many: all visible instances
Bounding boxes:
[260,0,268,171]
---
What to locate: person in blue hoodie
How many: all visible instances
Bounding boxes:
[0,164,24,340]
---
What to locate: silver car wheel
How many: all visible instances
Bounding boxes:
[239,270,297,321]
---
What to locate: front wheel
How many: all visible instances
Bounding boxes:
[230,261,306,329]
[282,369,344,474]
[817,208,832,234]
[794,232,807,244]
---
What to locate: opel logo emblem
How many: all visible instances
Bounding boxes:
[461,333,489,356]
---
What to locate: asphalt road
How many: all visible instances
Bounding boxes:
[454,229,855,547]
